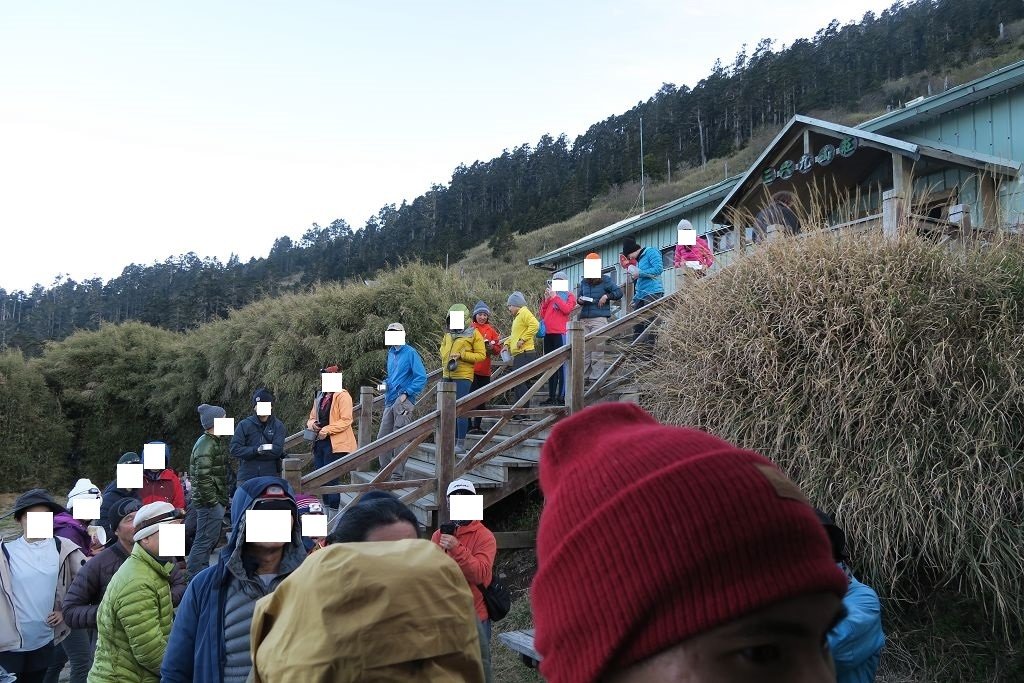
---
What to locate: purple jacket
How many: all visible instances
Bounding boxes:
[54,512,94,557]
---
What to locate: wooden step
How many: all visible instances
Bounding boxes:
[415,442,537,480]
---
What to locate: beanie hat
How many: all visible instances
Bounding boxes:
[677,218,694,231]
[132,501,181,542]
[507,291,527,308]
[108,497,142,535]
[197,403,226,431]
[252,388,274,405]
[531,403,848,683]
[118,451,141,465]
[472,300,491,318]
[552,271,568,281]
[621,235,640,256]
[66,478,101,508]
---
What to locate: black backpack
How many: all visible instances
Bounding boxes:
[477,575,512,622]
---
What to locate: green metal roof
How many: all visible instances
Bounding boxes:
[528,174,741,266]
[709,114,1021,225]
[858,59,1024,134]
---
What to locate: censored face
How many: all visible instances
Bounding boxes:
[605,592,845,683]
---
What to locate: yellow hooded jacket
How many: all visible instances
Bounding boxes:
[249,539,485,683]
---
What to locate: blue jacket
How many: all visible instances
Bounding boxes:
[160,476,305,683]
[632,247,665,303]
[384,344,427,407]
[829,569,885,683]
[228,415,286,484]
[577,275,623,319]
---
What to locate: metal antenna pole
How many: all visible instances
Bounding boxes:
[639,116,646,213]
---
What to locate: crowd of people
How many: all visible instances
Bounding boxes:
[1,232,885,682]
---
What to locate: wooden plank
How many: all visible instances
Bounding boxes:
[567,319,585,414]
[494,531,536,549]
[498,629,542,666]
[318,478,434,494]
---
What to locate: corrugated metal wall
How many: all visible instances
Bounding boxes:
[899,86,1024,225]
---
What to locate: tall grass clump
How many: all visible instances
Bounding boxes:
[635,232,1024,663]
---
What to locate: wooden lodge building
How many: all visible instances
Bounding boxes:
[529,60,1024,296]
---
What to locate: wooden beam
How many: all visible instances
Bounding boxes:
[435,380,456,526]
[979,174,999,229]
[566,320,585,414]
[494,531,536,549]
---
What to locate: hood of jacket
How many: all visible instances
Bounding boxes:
[249,539,484,683]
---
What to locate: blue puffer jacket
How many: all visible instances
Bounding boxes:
[577,275,623,319]
[828,568,885,683]
[160,476,307,683]
[228,415,286,484]
[383,344,427,407]
[632,246,665,303]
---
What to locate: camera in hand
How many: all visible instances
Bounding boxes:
[446,358,458,372]
[579,296,594,303]
[440,522,456,535]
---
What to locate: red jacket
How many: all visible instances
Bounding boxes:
[539,293,577,334]
[431,521,496,621]
[471,322,502,377]
[141,469,186,509]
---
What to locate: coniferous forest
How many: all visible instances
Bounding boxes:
[3,0,1023,356]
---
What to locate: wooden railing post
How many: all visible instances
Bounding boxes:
[435,380,457,526]
[356,386,374,472]
[566,319,585,414]
[283,457,303,495]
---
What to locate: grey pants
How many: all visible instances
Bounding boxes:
[42,628,94,683]
[477,619,492,683]
[377,400,413,477]
[186,502,224,580]
[581,317,609,381]
[511,351,538,407]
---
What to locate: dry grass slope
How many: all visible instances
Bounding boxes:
[635,232,1024,679]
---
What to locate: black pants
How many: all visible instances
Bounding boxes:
[470,373,490,430]
[543,333,566,401]
[632,293,664,342]
[0,641,55,683]
[511,350,538,407]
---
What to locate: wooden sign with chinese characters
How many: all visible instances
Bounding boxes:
[763,136,859,185]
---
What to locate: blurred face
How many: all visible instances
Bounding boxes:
[604,593,844,683]
[139,520,182,557]
[17,504,52,539]
[508,304,520,315]
[365,520,418,542]
[475,312,489,324]
[115,512,137,545]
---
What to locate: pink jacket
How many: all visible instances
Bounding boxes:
[540,293,577,334]
[674,236,714,269]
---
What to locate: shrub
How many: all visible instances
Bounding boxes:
[636,233,1024,643]
[0,349,72,490]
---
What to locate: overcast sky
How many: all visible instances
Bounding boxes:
[0,0,901,292]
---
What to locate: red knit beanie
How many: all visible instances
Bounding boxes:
[531,403,848,683]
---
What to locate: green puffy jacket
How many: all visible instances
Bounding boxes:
[190,432,228,508]
[89,543,175,683]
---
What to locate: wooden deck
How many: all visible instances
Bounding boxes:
[497,628,541,668]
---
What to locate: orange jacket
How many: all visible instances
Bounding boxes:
[306,390,357,453]
[431,520,496,621]
[471,322,502,377]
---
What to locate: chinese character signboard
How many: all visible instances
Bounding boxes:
[764,136,859,185]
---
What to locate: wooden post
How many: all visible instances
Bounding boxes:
[356,386,374,472]
[283,457,303,495]
[435,380,456,526]
[624,277,634,313]
[979,174,999,229]
[566,320,585,414]
[882,189,903,239]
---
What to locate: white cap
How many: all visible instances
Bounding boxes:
[446,479,476,496]
[133,502,180,542]
[66,478,101,508]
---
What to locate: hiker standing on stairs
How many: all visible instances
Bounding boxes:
[506,291,540,420]
[468,301,503,436]
[441,304,487,455]
[432,479,497,680]
[305,364,356,515]
[577,263,623,382]
[539,271,576,406]
[377,322,427,481]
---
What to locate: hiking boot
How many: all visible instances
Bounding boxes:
[454,439,467,455]
[467,427,485,436]
[389,471,404,482]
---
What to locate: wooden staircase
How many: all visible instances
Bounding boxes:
[283,297,670,530]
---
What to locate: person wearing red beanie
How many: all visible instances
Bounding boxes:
[531,403,850,683]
